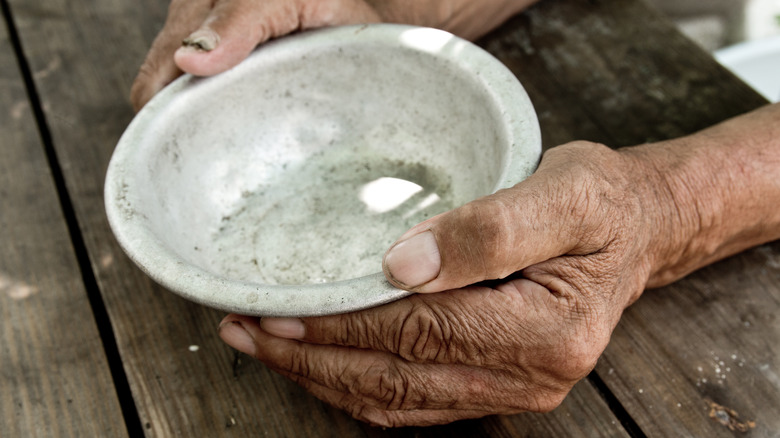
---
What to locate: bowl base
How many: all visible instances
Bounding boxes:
[210,154,455,285]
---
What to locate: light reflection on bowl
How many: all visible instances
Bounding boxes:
[105,24,541,316]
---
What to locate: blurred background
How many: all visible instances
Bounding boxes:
[656,0,780,101]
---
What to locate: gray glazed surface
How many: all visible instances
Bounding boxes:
[105,24,541,316]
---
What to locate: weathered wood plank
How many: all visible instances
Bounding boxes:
[482,0,778,436]
[481,0,767,152]
[599,244,780,437]
[0,16,127,438]
[8,0,628,436]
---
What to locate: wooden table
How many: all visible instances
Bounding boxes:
[2,0,777,436]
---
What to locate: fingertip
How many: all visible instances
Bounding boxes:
[260,317,306,339]
[173,45,202,76]
[173,45,212,76]
[129,85,148,113]
[182,28,220,51]
[173,26,218,75]
[129,77,162,112]
[218,313,243,327]
[218,317,257,356]
[174,12,264,76]
[382,231,441,291]
[173,27,227,75]
[174,41,253,77]
[130,55,184,111]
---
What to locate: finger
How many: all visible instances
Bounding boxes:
[219,315,530,412]
[130,0,213,111]
[174,0,381,77]
[382,143,613,292]
[260,279,557,366]
[274,369,496,427]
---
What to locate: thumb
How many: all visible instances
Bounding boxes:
[130,0,213,111]
[173,0,381,77]
[382,174,593,293]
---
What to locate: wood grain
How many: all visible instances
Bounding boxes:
[0,16,126,438]
[8,0,778,435]
[481,0,779,436]
[599,243,780,437]
[7,0,627,436]
[480,0,767,151]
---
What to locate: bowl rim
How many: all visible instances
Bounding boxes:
[105,23,541,317]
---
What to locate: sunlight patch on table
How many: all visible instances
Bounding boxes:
[0,273,39,300]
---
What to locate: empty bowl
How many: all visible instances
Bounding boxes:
[105,24,541,316]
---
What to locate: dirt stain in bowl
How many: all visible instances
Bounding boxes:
[212,150,454,285]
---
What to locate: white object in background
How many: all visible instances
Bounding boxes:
[745,0,780,40]
[715,35,780,102]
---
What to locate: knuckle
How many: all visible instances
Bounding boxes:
[546,143,635,249]
[351,361,412,411]
[533,391,569,413]
[339,311,389,351]
[549,140,612,162]
[286,348,312,378]
[377,367,411,410]
[298,1,340,27]
[130,62,160,111]
[247,2,301,41]
[166,0,210,26]
[132,58,160,88]
[351,404,398,428]
[449,198,513,279]
[129,80,146,112]
[337,313,364,346]
[558,331,602,381]
[396,300,455,363]
[341,399,378,425]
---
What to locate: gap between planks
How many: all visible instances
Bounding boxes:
[0,0,144,435]
[588,372,648,438]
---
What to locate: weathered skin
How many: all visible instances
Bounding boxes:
[130,0,537,111]
[132,0,780,427]
[221,103,780,426]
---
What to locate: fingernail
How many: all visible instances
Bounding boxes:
[182,29,219,51]
[218,321,256,355]
[260,318,305,339]
[383,231,441,288]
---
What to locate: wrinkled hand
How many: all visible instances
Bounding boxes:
[130,0,536,110]
[219,141,677,426]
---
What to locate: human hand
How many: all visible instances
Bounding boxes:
[130,0,537,111]
[218,141,678,426]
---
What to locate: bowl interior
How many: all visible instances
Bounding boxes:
[107,24,541,315]
[132,28,511,286]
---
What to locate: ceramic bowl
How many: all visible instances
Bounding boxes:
[105,24,541,317]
